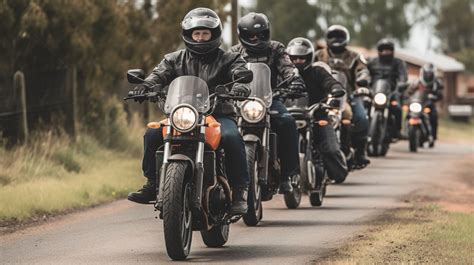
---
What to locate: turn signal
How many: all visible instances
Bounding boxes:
[402,105,409,111]
[408,118,420,125]
[342,119,351,125]
[147,122,161,129]
[391,101,398,106]
[423,107,431,113]
[317,120,329,126]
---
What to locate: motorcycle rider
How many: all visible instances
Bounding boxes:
[286,37,348,183]
[127,7,251,215]
[405,63,443,140]
[231,12,305,194]
[368,38,408,140]
[315,25,371,168]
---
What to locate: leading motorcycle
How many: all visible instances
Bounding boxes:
[125,69,252,260]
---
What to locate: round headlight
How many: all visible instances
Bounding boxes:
[373,93,387,106]
[409,103,422,113]
[171,106,197,132]
[241,100,265,123]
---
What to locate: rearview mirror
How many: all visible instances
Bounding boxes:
[233,69,253,84]
[127,69,146,84]
[331,88,346,98]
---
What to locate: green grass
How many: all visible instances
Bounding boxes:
[0,112,147,221]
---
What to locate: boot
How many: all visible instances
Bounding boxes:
[353,137,370,169]
[231,186,248,215]
[127,179,156,204]
[278,176,293,194]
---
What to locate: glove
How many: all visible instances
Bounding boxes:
[330,87,346,98]
[288,79,306,93]
[354,87,372,97]
[428,93,438,100]
[231,83,251,97]
[132,83,151,96]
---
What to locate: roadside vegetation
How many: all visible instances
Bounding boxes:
[0,100,145,222]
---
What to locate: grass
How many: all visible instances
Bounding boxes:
[0,110,147,221]
[438,117,474,142]
[319,205,474,264]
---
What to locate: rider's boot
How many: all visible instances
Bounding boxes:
[231,186,249,215]
[278,176,294,194]
[354,137,370,169]
[128,178,156,204]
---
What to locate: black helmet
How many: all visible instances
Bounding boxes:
[237,12,271,53]
[376,38,395,52]
[326,25,350,53]
[420,63,436,86]
[181,8,222,55]
[286,37,315,71]
[377,38,395,62]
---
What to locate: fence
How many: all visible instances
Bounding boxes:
[0,67,77,144]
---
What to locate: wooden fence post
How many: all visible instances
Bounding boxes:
[14,71,28,143]
[65,66,78,141]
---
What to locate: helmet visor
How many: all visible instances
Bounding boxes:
[240,30,269,44]
[182,16,220,31]
[286,45,311,57]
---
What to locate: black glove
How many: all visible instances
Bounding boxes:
[330,87,346,98]
[231,83,251,97]
[288,79,306,93]
[132,83,151,96]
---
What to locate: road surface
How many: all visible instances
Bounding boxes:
[1,141,472,264]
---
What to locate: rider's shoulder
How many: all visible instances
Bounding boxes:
[230,44,243,53]
[269,40,286,52]
[163,49,186,61]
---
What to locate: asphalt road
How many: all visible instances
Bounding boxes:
[1,141,472,264]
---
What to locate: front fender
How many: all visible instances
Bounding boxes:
[167,154,195,173]
[243,134,261,144]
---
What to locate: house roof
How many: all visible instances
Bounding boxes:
[395,48,465,73]
[349,46,465,73]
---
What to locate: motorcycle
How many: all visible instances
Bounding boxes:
[285,89,346,208]
[125,69,252,260]
[366,79,399,157]
[405,90,435,152]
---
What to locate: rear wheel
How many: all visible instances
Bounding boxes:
[408,126,418,152]
[201,224,229,247]
[162,162,193,260]
[243,143,263,226]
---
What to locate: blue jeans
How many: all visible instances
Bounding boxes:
[142,115,250,187]
[270,100,300,178]
[350,96,369,141]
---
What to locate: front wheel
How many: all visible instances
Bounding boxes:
[284,175,302,209]
[309,185,326,206]
[408,126,419,152]
[162,162,193,260]
[243,142,263,226]
[201,224,229,247]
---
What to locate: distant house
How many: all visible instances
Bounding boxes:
[350,46,472,114]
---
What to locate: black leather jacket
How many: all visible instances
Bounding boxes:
[144,48,249,116]
[368,57,407,90]
[231,41,304,90]
[300,64,345,105]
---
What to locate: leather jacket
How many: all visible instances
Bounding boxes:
[231,40,304,90]
[144,48,249,116]
[315,48,371,95]
[368,57,407,90]
[300,64,345,105]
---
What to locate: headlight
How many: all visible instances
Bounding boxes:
[373,93,387,106]
[409,103,422,113]
[241,99,265,123]
[170,106,197,132]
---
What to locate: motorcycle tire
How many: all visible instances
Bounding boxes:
[201,224,229,247]
[284,175,302,209]
[243,143,263,226]
[408,126,418,152]
[163,161,193,260]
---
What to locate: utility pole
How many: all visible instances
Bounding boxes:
[231,0,238,45]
